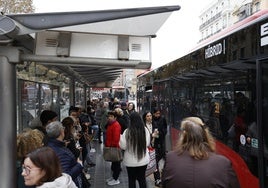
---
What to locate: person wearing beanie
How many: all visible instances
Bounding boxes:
[120,102,127,108]
[32,110,58,138]
[40,110,58,127]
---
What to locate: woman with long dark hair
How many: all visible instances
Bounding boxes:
[142,111,158,147]
[120,112,150,188]
[62,117,80,159]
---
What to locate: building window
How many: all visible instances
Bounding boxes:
[255,2,260,11]
[222,17,226,28]
[210,25,213,35]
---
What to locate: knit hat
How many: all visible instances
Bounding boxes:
[40,110,58,126]
[120,102,127,107]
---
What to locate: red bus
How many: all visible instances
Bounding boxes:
[137,10,268,188]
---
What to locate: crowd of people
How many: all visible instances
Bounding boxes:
[17,104,97,188]
[17,97,240,188]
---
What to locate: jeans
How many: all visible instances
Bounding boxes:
[91,124,99,139]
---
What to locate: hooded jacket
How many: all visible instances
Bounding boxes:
[37,173,77,188]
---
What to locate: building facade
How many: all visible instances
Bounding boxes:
[199,0,267,42]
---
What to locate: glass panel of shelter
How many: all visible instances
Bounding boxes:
[18,80,60,132]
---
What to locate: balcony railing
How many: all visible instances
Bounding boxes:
[199,12,222,30]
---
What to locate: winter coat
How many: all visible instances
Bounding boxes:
[162,151,240,188]
[153,116,167,158]
[65,137,80,159]
[100,109,108,131]
[47,139,83,180]
[119,127,150,167]
[105,120,121,148]
[37,173,77,188]
[117,115,128,134]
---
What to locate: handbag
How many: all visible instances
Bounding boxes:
[103,147,123,162]
[146,147,157,177]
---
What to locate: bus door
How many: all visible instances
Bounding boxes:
[256,58,268,188]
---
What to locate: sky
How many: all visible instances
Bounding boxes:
[33,0,213,69]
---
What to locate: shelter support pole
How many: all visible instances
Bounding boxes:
[0,55,17,188]
[83,84,87,109]
[69,78,75,107]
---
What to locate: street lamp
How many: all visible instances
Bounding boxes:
[124,74,127,102]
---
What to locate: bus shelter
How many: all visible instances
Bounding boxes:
[0,5,180,187]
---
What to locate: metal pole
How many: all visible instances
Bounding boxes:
[83,84,87,109]
[0,55,17,188]
[256,59,265,188]
[69,78,75,107]
[20,54,147,69]
[124,74,127,102]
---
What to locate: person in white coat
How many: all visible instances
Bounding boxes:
[22,147,77,188]
[119,112,150,188]
[37,173,77,188]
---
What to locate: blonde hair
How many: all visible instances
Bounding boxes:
[17,129,44,160]
[114,107,123,116]
[175,117,215,160]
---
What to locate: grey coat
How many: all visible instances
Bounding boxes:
[162,151,240,188]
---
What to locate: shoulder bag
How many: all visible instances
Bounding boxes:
[103,147,123,162]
